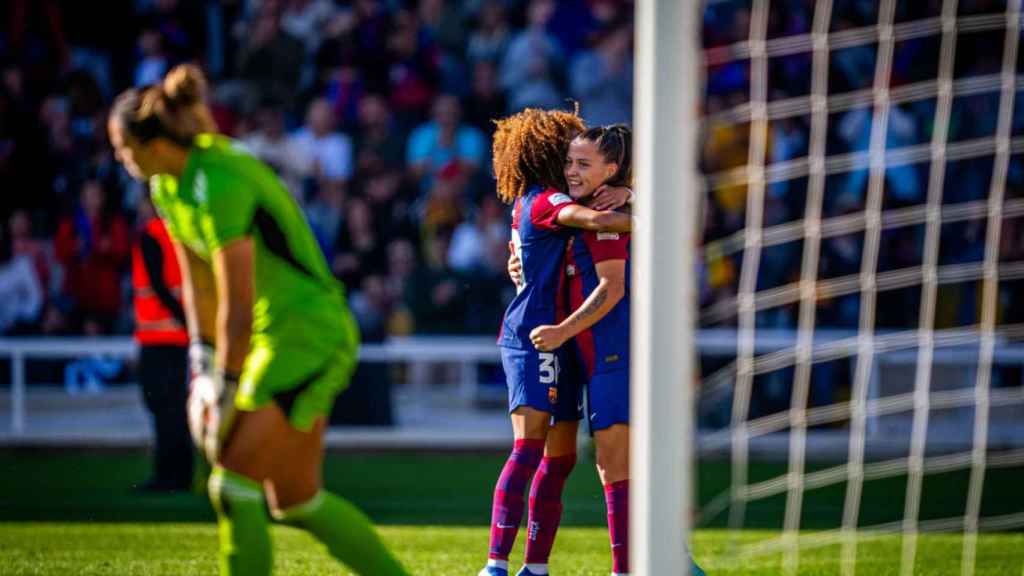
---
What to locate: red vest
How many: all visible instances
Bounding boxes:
[132,218,188,346]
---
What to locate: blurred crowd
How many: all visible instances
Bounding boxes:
[700,0,1024,332]
[3,0,1023,345]
[0,0,635,339]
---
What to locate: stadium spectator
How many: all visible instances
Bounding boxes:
[420,0,471,95]
[405,231,466,334]
[280,0,338,56]
[419,0,468,57]
[0,254,43,332]
[766,115,808,206]
[362,167,418,243]
[419,163,468,256]
[288,97,354,198]
[234,3,305,110]
[40,95,74,180]
[5,209,69,338]
[313,26,366,132]
[7,210,54,298]
[353,93,406,174]
[406,94,486,195]
[240,102,306,199]
[499,0,565,112]
[833,106,921,207]
[448,194,507,275]
[569,22,633,126]
[53,179,130,334]
[463,60,508,138]
[349,0,393,93]
[134,28,169,87]
[332,196,386,294]
[466,0,511,66]
[448,195,512,335]
[385,238,418,335]
[305,179,347,261]
[331,275,396,428]
[134,0,202,64]
[132,197,192,493]
[384,7,441,128]
[348,274,394,342]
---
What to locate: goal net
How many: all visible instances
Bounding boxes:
[636,0,1024,574]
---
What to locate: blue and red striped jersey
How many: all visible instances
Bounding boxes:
[565,229,631,376]
[498,186,577,349]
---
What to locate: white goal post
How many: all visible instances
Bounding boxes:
[631,0,700,574]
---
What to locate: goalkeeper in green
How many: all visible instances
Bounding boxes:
[108,64,408,576]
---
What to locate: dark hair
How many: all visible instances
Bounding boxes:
[110,64,216,146]
[492,106,586,204]
[577,124,632,188]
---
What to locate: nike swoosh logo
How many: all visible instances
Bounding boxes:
[496,523,517,529]
[590,413,598,420]
[611,542,624,548]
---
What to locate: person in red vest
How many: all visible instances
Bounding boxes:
[54,180,131,334]
[133,196,193,492]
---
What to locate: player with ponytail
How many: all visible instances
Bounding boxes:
[109,64,408,576]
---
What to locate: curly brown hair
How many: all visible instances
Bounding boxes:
[492,107,586,204]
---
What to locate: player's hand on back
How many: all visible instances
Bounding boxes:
[530,324,567,352]
[507,241,523,287]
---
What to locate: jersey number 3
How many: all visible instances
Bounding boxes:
[538,352,560,385]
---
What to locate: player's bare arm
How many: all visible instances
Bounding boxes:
[212,238,254,376]
[503,186,630,286]
[555,205,631,233]
[529,258,626,352]
[173,239,218,346]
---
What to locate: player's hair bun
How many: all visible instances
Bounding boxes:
[162,64,207,108]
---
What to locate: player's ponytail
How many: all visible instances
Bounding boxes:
[111,63,216,147]
[162,64,207,109]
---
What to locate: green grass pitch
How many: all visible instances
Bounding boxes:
[2,523,1022,575]
[0,450,1022,574]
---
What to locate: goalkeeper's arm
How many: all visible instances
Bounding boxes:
[211,238,254,378]
[172,239,218,369]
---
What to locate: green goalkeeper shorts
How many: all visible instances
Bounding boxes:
[234,339,358,432]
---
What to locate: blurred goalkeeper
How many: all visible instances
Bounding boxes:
[108,63,408,576]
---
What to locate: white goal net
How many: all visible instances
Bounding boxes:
[636,0,1024,574]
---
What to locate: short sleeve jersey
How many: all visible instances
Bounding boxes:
[497,186,577,349]
[565,230,631,376]
[150,134,356,355]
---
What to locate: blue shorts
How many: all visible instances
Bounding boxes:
[500,345,583,422]
[586,369,629,432]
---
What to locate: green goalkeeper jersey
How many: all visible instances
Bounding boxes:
[150,133,358,361]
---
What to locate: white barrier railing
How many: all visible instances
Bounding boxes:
[2,330,1022,439]
[0,336,505,437]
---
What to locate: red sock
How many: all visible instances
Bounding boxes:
[604,479,629,573]
[524,453,577,564]
[488,439,545,560]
